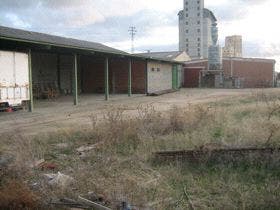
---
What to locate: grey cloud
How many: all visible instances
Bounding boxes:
[243,41,280,58]
[0,0,37,9]
[0,0,85,9]
[214,7,248,21]
[240,0,266,5]
[41,0,92,8]
[208,0,268,22]
[65,9,177,43]
[1,0,277,59]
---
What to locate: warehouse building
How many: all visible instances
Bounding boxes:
[0,26,182,112]
[183,57,276,88]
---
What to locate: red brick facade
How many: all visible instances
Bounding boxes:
[81,56,105,93]
[81,56,146,94]
[183,58,275,88]
[131,60,146,94]
[223,58,274,88]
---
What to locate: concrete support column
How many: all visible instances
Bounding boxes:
[272,61,276,87]
[199,71,202,88]
[73,54,78,105]
[128,59,132,97]
[28,49,33,112]
[105,57,109,100]
[57,54,61,93]
[220,72,223,88]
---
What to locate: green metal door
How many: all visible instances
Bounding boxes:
[172,65,178,90]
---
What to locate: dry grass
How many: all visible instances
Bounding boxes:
[0,179,40,210]
[0,90,280,209]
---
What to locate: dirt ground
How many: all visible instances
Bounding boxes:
[0,88,279,136]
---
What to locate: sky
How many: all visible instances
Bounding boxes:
[0,0,279,71]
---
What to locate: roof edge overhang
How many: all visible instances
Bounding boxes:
[0,35,183,65]
[0,35,128,56]
[223,57,276,64]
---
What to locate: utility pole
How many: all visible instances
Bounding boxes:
[128,26,137,53]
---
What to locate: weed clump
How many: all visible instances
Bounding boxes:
[0,180,40,210]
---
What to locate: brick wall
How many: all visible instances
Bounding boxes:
[223,59,274,88]
[132,60,146,94]
[32,52,57,87]
[81,56,105,93]
[31,53,147,96]
[81,56,146,94]
[184,59,274,88]
[147,61,172,93]
[184,61,208,87]
[184,60,208,69]
[110,58,129,94]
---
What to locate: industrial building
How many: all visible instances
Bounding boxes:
[223,35,243,57]
[178,0,218,59]
[0,26,182,112]
[183,58,276,88]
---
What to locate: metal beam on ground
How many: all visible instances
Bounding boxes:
[105,57,109,100]
[28,49,33,112]
[128,58,132,97]
[73,53,78,105]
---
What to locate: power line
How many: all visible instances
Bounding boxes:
[128,26,137,53]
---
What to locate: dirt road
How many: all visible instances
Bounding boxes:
[0,88,278,136]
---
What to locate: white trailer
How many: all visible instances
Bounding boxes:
[0,50,30,107]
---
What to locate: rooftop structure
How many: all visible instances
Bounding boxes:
[136,51,191,62]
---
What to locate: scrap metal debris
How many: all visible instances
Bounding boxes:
[50,196,112,210]
[43,172,74,188]
[76,144,98,153]
[147,89,177,96]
